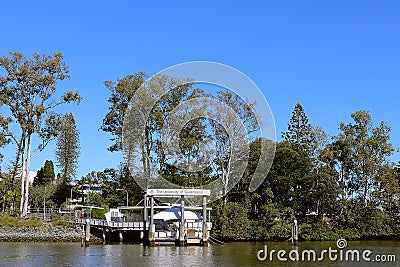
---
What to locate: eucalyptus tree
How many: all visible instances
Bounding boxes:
[0,118,9,162]
[307,125,340,217]
[210,91,259,202]
[374,164,400,215]
[0,52,81,216]
[332,110,393,205]
[0,120,9,210]
[101,72,148,152]
[102,73,199,189]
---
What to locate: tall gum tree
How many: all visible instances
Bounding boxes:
[0,52,81,216]
[102,73,194,189]
[333,110,393,205]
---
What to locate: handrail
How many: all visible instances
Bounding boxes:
[76,218,149,229]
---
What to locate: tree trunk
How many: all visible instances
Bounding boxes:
[19,138,26,214]
[22,134,32,217]
[12,135,25,188]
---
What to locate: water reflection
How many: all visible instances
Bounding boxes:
[0,241,398,267]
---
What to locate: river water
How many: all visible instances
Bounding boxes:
[0,241,399,266]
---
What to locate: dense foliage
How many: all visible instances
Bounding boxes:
[0,60,399,241]
[209,105,400,241]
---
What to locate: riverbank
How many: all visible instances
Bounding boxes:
[0,213,98,242]
[0,225,102,242]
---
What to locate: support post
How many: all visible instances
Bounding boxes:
[202,195,208,246]
[178,197,185,246]
[143,193,148,245]
[119,231,123,243]
[292,219,298,246]
[85,219,90,247]
[81,223,85,247]
[102,228,106,244]
[149,196,155,246]
[43,186,46,221]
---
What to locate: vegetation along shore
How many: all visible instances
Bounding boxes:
[0,214,100,242]
[0,52,399,243]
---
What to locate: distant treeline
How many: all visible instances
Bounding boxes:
[1,52,399,242]
[211,104,399,241]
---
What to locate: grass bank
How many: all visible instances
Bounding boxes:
[0,214,43,228]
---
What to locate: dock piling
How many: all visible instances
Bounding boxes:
[81,224,84,247]
[202,195,208,246]
[178,198,185,246]
[292,219,298,246]
[85,219,90,247]
[119,231,123,243]
[102,228,106,244]
[149,196,155,246]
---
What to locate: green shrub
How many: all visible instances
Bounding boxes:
[0,214,42,228]
[217,202,252,240]
[336,228,360,240]
[250,220,274,240]
[91,209,106,219]
[51,220,70,227]
[270,221,291,240]
[300,221,360,241]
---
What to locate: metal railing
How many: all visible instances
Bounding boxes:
[76,218,212,232]
[76,218,149,230]
[27,208,74,220]
[185,221,212,230]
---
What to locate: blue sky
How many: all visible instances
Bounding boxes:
[1,1,399,178]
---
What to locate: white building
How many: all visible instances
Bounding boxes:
[15,171,37,184]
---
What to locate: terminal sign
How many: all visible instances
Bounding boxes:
[147,189,211,196]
